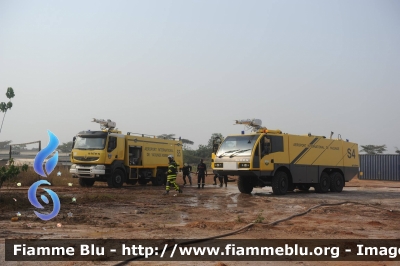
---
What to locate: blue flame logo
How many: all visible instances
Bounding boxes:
[34,131,59,177]
[28,130,61,221]
[28,180,61,220]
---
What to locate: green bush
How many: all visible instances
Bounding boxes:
[0,158,28,189]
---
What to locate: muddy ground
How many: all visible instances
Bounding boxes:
[1,175,400,266]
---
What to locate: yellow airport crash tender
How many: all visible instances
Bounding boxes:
[70,119,183,188]
[211,119,359,195]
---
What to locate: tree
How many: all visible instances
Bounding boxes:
[360,145,387,154]
[157,134,194,149]
[395,147,400,154]
[157,134,176,140]
[182,133,225,166]
[0,87,15,134]
[0,158,28,190]
[58,141,74,153]
[0,140,11,150]
[181,138,194,150]
[207,133,224,149]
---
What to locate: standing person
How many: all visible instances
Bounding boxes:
[182,163,192,186]
[196,159,207,189]
[163,155,182,195]
[218,175,228,187]
[213,173,219,185]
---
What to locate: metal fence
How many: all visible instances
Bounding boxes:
[359,154,400,181]
[0,150,71,166]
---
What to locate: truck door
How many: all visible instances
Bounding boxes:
[129,146,142,165]
[260,136,273,171]
[261,135,284,171]
[104,136,119,165]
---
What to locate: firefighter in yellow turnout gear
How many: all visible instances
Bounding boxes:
[163,155,183,195]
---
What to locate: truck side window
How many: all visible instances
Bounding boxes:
[269,136,283,153]
[107,137,117,152]
[261,137,271,157]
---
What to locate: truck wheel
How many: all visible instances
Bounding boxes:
[271,171,288,195]
[107,169,124,188]
[330,172,344,192]
[314,172,330,193]
[238,176,253,194]
[79,178,95,187]
[152,170,166,186]
[297,184,310,191]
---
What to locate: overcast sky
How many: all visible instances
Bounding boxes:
[0,0,399,152]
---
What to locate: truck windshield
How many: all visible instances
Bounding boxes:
[74,137,106,150]
[216,134,259,157]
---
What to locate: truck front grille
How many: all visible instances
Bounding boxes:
[74,157,99,161]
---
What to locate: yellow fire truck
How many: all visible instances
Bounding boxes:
[212,119,359,195]
[70,119,183,188]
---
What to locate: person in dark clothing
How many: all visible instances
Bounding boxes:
[163,155,182,195]
[182,163,192,186]
[196,159,207,189]
[218,174,228,187]
[213,172,228,187]
[213,174,219,185]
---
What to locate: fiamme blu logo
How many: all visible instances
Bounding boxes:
[27,130,60,221]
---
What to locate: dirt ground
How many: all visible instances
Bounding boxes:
[1,175,400,266]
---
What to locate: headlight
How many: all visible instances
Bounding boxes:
[214,163,223,168]
[239,163,250,168]
[94,165,105,170]
[70,164,76,169]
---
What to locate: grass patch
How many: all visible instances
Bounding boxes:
[3,165,78,187]
[254,211,265,223]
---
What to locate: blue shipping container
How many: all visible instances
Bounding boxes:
[359,154,400,181]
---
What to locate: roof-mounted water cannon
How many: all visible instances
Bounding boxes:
[235,119,263,131]
[92,118,117,132]
[234,119,282,134]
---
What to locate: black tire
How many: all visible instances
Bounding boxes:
[297,184,311,191]
[237,176,253,194]
[152,170,166,186]
[314,172,330,193]
[107,169,124,188]
[330,172,344,192]
[271,171,289,195]
[79,178,95,187]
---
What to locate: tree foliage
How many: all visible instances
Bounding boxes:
[360,144,387,154]
[157,133,194,150]
[207,133,224,149]
[0,87,15,134]
[0,140,12,149]
[395,147,400,154]
[157,134,176,140]
[58,141,74,153]
[181,138,194,150]
[0,158,28,189]
[182,133,224,166]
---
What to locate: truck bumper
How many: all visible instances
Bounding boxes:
[70,165,106,178]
